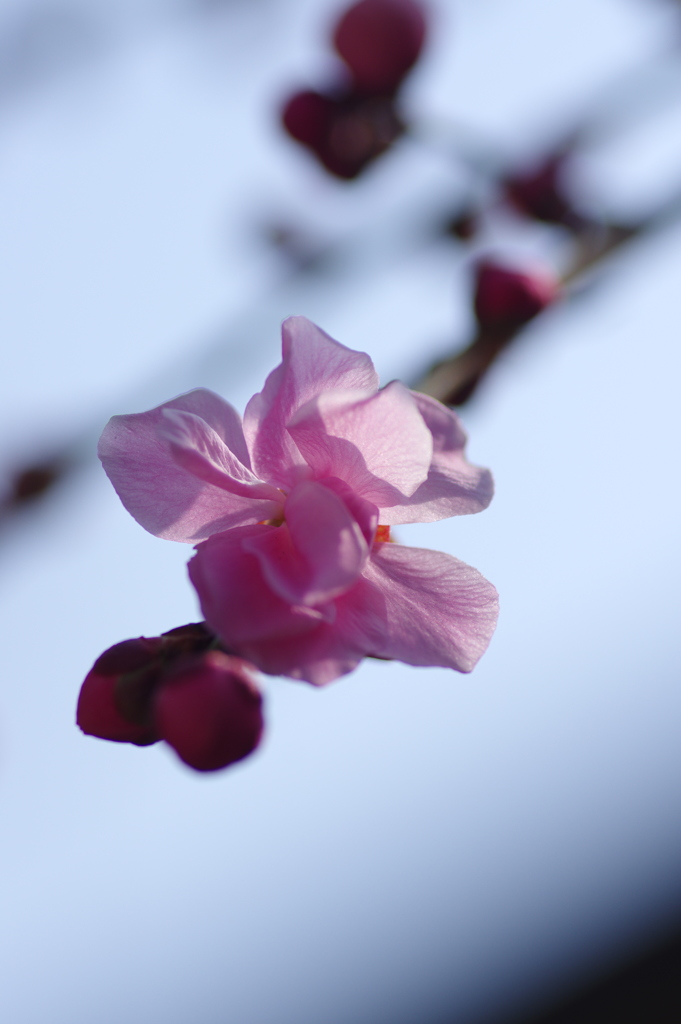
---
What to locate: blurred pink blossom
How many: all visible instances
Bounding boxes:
[99,317,498,685]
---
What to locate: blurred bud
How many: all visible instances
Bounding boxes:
[473,260,559,334]
[1,458,67,512]
[445,206,480,241]
[504,155,578,227]
[333,0,427,96]
[282,90,335,151]
[155,652,264,772]
[77,624,264,771]
[282,89,403,179]
[281,0,425,179]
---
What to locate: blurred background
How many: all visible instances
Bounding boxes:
[1,0,680,1021]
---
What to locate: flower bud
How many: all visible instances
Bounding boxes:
[4,459,64,509]
[154,651,264,772]
[473,260,559,334]
[504,156,575,226]
[333,0,426,96]
[282,90,335,150]
[282,89,402,179]
[77,627,264,771]
[77,638,162,746]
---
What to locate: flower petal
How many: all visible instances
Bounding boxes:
[160,408,283,502]
[99,390,280,542]
[242,480,372,606]
[243,317,379,488]
[379,393,494,524]
[287,381,432,504]
[235,575,387,685]
[189,524,385,684]
[363,543,499,672]
[319,476,379,547]
[189,526,328,647]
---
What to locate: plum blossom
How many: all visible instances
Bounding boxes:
[99,317,498,685]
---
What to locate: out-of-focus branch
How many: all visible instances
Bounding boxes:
[409,150,681,414]
[412,219,644,405]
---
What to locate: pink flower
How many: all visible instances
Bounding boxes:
[99,317,498,685]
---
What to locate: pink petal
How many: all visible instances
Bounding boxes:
[243,317,379,488]
[189,526,328,647]
[154,651,264,772]
[160,408,283,502]
[189,525,384,684]
[287,381,432,505]
[318,476,379,546]
[242,480,372,606]
[362,543,499,672]
[379,393,494,524]
[222,575,387,686]
[99,389,280,542]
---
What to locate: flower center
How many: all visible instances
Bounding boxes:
[375,525,391,543]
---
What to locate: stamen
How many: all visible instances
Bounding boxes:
[375,525,391,543]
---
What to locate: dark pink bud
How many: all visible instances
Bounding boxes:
[474,260,559,333]
[92,637,163,676]
[154,651,264,772]
[77,655,159,748]
[333,0,426,95]
[504,156,574,226]
[282,89,402,179]
[282,90,335,149]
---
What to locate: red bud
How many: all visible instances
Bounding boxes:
[282,90,335,149]
[333,0,426,95]
[474,260,559,333]
[77,662,159,746]
[92,637,162,676]
[504,156,574,226]
[154,651,264,772]
[78,629,264,770]
[282,89,402,179]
